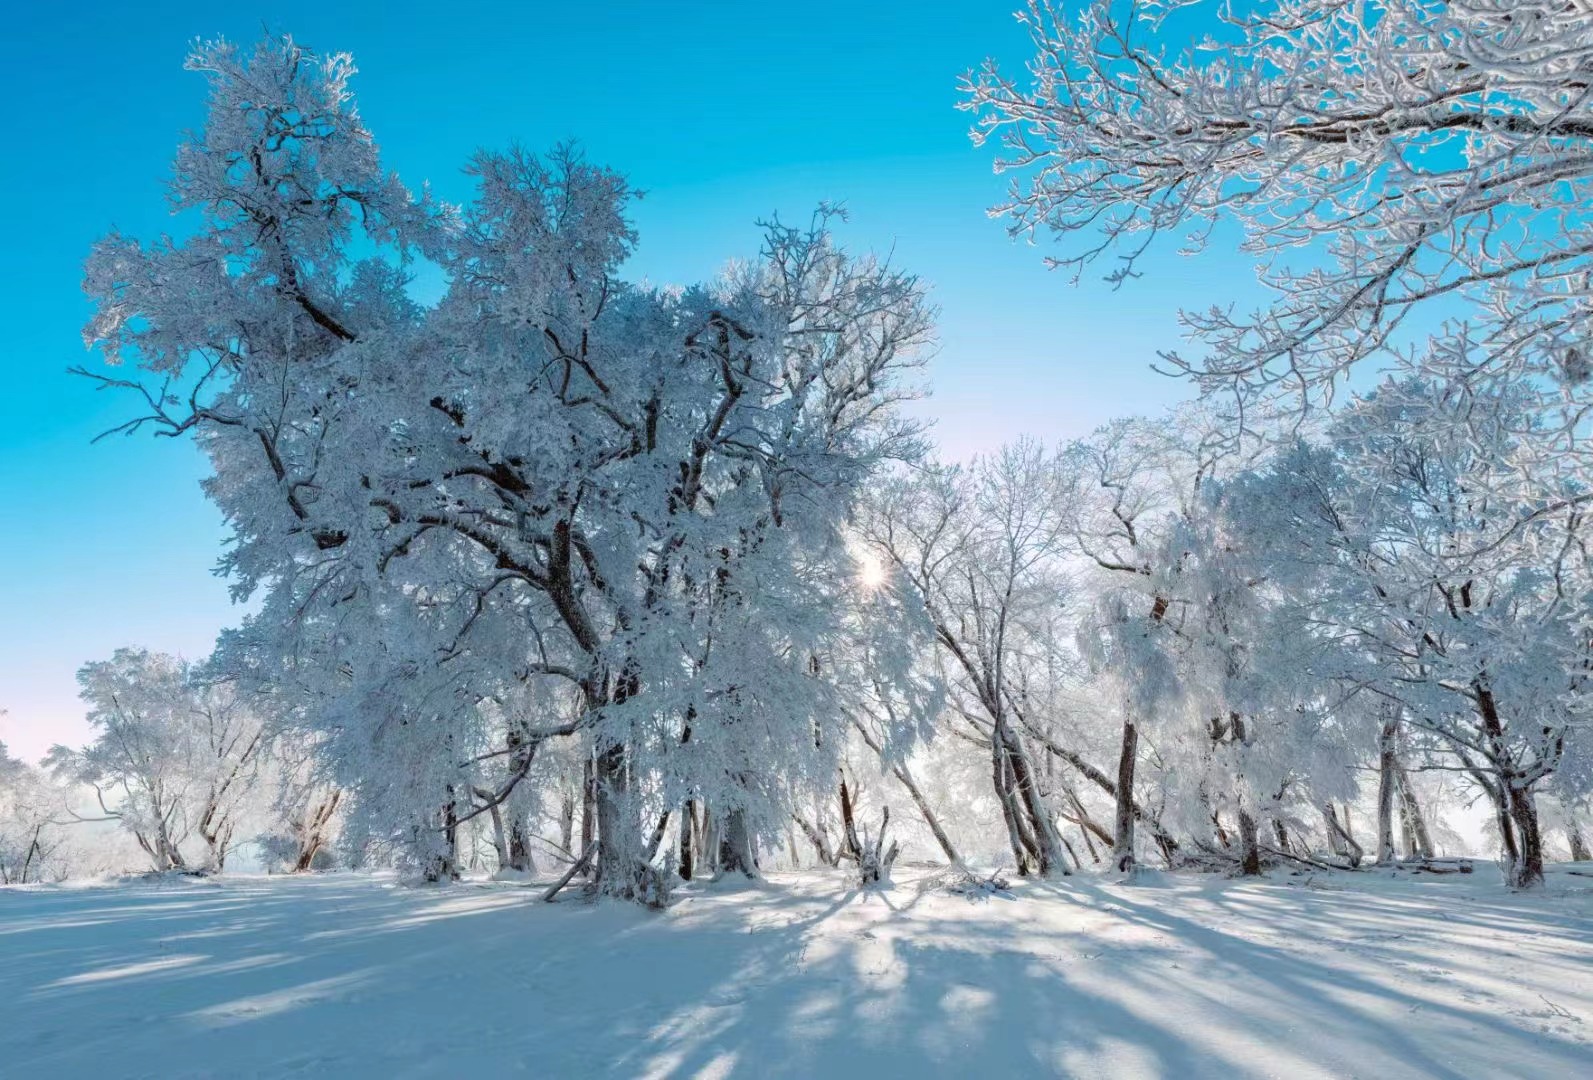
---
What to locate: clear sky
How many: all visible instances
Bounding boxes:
[0,1,1261,762]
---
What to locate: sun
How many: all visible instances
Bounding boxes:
[855,551,888,593]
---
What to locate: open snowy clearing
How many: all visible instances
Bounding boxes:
[3,867,1591,1079]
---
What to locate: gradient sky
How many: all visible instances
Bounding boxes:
[0,1,1263,762]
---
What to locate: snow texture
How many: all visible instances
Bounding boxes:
[4,866,1590,1078]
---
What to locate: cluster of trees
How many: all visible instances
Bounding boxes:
[0,650,343,880]
[956,0,1593,887]
[0,736,73,884]
[18,2,1587,899]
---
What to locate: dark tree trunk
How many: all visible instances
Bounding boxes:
[717,807,759,879]
[423,793,461,883]
[292,790,341,872]
[1110,713,1139,873]
[579,756,596,880]
[1376,717,1398,865]
[1470,679,1544,888]
[1236,807,1262,876]
[1506,784,1544,888]
[508,817,535,873]
[1272,818,1292,854]
[1024,726,1181,864]
[678,799,698,880]
[838,774,898,886]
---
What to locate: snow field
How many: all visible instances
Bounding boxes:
[3,866,1591,1078]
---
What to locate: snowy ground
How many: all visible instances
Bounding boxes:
[3,865,1591,1078]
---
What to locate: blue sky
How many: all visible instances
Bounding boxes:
[0,1,1260,761]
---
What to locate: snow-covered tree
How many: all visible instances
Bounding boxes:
[1059,416,1211,872]
[49,650,196,871]
[863,442,1076,877]
[0,742,73,884]
[962,0,1593,420]
[48,648,266,873]
[1224,377,1593,885]
[81,35,933,904]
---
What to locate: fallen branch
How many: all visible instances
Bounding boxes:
[541,841,597,903]
[1409,859,1473,875]
[1261,844,1354,873]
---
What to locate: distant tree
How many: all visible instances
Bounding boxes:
[50,651,193,870]
[49,649,265,873]
[1060,415,1209,873]
[258,730,343,874]
[0,741,72,884]
[863,443,1075,877]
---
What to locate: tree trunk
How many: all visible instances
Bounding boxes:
[502,726,535,872]
[993,741,1032,873]
[508,817,535,873]
[1236,806,1262,876]
[592,744,664,903]
[484,796,511,871]
[1323,802,1363,868]
[1569,811,1592,862]
[717,807,759,879]
[578,756,596,880]
[999,722,1068,877]
[1060,834,1083,871]
[558,788,576,858]
[1024,724,1181,863]
[1062,785,1105,864]
[1393,757,1433,860]
[421,798,460,883]
[893,760,963,869]
[838,774,898,886]
[1272,818,1292,854]
[699,803,720,876]
[1324,804,1346,856]
[1468,676,1542,887]
[293,790,340,872]
[792,810,837,867]
[1492,782,1521,873]
[678,799,698,880]
[1376,718,1398,865]
[1110,712,1139,873]
[1505,783,1544,888]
